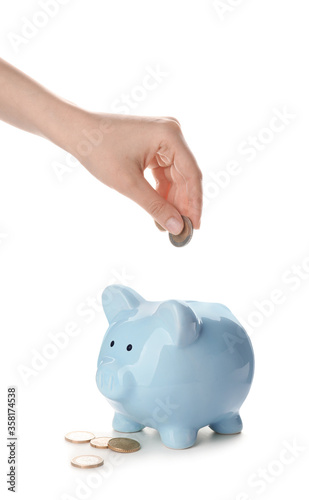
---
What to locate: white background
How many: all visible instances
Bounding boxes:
[0,0,308,499]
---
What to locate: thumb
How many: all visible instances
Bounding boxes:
[127,176,184,235]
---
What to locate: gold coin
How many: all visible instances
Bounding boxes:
[154,221,166,232]
[90,437,111,449]
[169,215,193,247]
[65,431,95,444]
[108,437,141,453]
[71,455,104,469]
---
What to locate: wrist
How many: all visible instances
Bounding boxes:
[43,103,116,163]
[36,94,88,155]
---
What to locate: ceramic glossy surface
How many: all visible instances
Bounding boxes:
[96,285,254,449]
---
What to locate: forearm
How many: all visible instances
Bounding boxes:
[0,57,83,152]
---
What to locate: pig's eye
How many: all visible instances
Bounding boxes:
[126,344,132,351]
[110,340,115,347]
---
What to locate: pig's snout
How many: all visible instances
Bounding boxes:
[96,357,127,400]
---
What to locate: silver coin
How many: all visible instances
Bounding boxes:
[71,455,104,469]
[65,431,95,443]
[90,437,111,449]
[169,216,193,247]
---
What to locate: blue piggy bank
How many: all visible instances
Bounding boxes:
[96,285,254,449]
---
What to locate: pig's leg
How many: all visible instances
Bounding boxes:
[209,412,243,434]
[159,426,198,449]
[112,412,145,432]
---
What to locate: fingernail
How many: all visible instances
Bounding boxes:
[165,217,183,235]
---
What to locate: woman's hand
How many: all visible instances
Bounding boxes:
[0,58,203,233]
[66,112,203,234]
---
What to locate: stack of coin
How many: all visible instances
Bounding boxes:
[65,431,141,468]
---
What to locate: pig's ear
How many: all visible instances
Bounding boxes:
[156,300,201,346]
[102,285,144,324]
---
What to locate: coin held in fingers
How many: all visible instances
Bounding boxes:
[154,220,166,232]
[108,437,141,453]
[71,455,104,469]
[90,437,111,449]
[65,431,95,444]
[169,215,193,247]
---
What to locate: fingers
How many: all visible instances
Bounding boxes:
[154,118,203,229]
[126,175,184,235]
[148,151,202,229]
[151,166,171,200]
[184,173,203,229]
[173,144,203,229]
